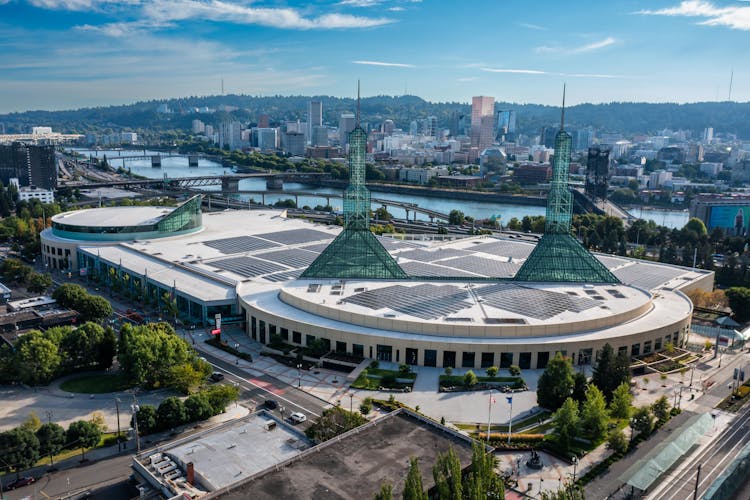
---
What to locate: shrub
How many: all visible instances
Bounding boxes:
[360,398,373,415]
[486,366,499,377]
[156,397,187,430]
[444,366,453,376]
[370,360,380,369]
[464,370,478,387]
[606,429,628,455]
[509,365,521,376]
[398,364,411,376]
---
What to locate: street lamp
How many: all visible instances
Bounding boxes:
[297,363,302,388]
[349,393,354,413]
[279,406,286,421]
[572,456,579,482]
[131,402,141,455]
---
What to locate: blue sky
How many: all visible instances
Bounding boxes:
[0,0,748,112]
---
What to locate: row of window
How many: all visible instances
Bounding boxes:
[248,316,686,368]
[43,244,70,258]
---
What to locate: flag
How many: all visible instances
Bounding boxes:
[490,396,496,404]
[506,396,513,404]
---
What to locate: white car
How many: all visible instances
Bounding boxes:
[289,412,307,424]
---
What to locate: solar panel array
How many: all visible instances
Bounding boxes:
[255,248,319,268]
[396,248,471,262]
[202,236,278,254]
[264,269,303,282]
[470,240,534,260]
[399,261,476,278]
[475,283,601,320]
[255,228,333,245]
[343,283,472,320]
[440,256,522,277]
[596,255,630,269]
[208,256,287,277]
[300,243,331,253]
[376,237,421,251]
[612,263,687,290]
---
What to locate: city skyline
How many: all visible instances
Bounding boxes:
[0,0,748,113]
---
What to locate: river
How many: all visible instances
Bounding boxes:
[71,149,689,228]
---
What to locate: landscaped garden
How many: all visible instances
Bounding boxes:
[60,373,135,394]
[438,365,527,392]
[351,361,416,391]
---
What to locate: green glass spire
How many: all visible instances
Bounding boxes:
[515,86,619,284]
[302,83,407,280]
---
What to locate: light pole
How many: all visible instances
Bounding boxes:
[115,398,122,452]
[507,396,513,445]
[131,401,141,455]
[349,393,354,414]
[297,363,302,388]
[572,456,578,482]
[486,388,493,444]
[279,406,286,421]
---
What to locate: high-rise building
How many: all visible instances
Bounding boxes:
[424,116,438,137]
[471,96,495,149]
[258,114,270,129]
[308,101,322,142]
[311,126,328,147]
[703,127,714,144]
[256,128,278,151]
[0,142,56,190]
[282,132,306,156]
[585,146,610,200]
[573,128,594,151]
[381,119,395,136]
[339,113,356,146]
[191,119,205,134]
[496,110,516,141]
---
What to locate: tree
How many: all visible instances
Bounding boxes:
[606,429,629,455]
[167,361,211,394]
[20,412,41,432]
[464,441,504,500]
[684,217,708,237]
[36,422,66,465]
[537,353,575,410]
[0,428,39,477]
[609,382,633,420]
[448,209,465,225]
[580,385,609,441]
[135,405,157,435]
[374,481,393,500]
[485,366,498,378]
[204,384,240,414]
[14,331,61,384]
[156,397,187,430]
[305,406,367,442]
[403,457,427,500]
[26,272,52,294]
[552,398,580,452]
[651,396,671,423]
[52,283,112,322]
[89,411,108,432]
[433,446,463,500]
[726,287,750,322]
[66,420,101,461]
[118,322,195,388]
[631,406,654,438]
[185,392,214,422]
[540,483,585,500]
[572,372,588,404]
[360,398,373,415]
[464,370,478,387]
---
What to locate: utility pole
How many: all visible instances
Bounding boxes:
[115,398,122,453]
[693,464,702,500]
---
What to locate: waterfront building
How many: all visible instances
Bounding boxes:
[471,96,495,150]
[0,142,56,190]
[585,146,610,200]
[256,128,278,151]
[282,131,305,156]
[9,178,54,203]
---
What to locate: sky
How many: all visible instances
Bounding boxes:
[0,0,748,113]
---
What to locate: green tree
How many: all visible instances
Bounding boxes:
[118,322,195,388]
[167,360,211,394]
[0,427,40,477]
[552,398,580,452]
[26,272,53,294]
[14,331,61,384]
[631,406,655,438]
[464,441,504,500]
[609,382,633,420]
[448,209,465,225]
[726,287,750,322]
[20,412,42,432]
[204,383,240,414]
[135,405,157,435]
[508,365,521,376]
[537,353,575,410]
[156,397,187,430]
[360,398,373,415]
[66,420,101,461]
[592,344,631,402]
[432,446,463,500]
[36,422,66,466]
[305,406,367,442]
[485,366,498,378]
[651,396,671,424]
[606,429,629,455]
[540,483,585,500]
[374,481,393,500]
[572,372,588,404]
[580,385,609,441]
[403,457,428,500]
[185,392,214,422]
[464,370,478,387]
[683,217,708,237]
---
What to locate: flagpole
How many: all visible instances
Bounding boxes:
[487,388,492,443]
[507,396,513,445]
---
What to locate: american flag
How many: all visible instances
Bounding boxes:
[506,396,513,404]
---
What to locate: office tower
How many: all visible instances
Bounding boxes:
[703,127,714,144]
[425,116,438,137]
[339,113,356,146]
[497,110,516,141]
[585,146,610,200]
[308,100,322,142]
[541,126,558,148]
[311,126,328,147]
[471,96,495,149]
[303,84,406,280]
[573,128,594,151]
[282,132,306,156]
[409,120,419,136]
[515,87,618,283]
[381,119,395,136]
[256,128,278,151]
[191,119,205,134]
[0,142,56,190]
[258,114,270,128]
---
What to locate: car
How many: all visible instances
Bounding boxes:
[264,399,279,410]
[6,476,35,490]
[210,372,224,382]
[289,412,307,424]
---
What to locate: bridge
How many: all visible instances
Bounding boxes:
[75,152,227,168]
[202,191,451,222]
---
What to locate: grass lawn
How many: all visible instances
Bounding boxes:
[439,374,524,388]
[31,432,124,468]
[60,373,135,394]
[367,368,417,380]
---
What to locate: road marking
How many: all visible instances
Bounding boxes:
[39,491,52,499]
[211,364,321,418]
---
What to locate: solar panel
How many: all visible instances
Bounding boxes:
[376,237,421,251]
[400,261,477,278]
[343,284,472,320]
[596,255,630,269]
[254,248,319,268]
[202,236,278,254]
[255,228,333,245]
[475,283,600,320]
[263,269,303,282]
[470,240,535,260]
[612,263,687,290]
[208,256,287,277]
[440,256,522,277]
[300,243,330,253]
[396,248,472,262]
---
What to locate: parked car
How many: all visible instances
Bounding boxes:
[289,412,307,424]
[210,372,224,382]
[264,399,279,410]
[6,476,35,490]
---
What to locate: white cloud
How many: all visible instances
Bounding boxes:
[338,0,381,6]
[481,67,547,75]
[388,6,404,11]
[28,0,139,10]
[456,76,478,82]
[517,22,546,30]
[536,36,617,54]
[352,60,415,67]
[638,1,750,30]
